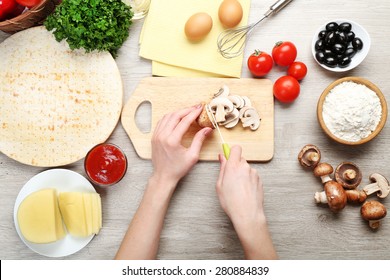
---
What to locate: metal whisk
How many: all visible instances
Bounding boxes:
[217,0,294,59]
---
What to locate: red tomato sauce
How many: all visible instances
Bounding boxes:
[84,143,127,186]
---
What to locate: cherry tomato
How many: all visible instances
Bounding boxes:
[0,0,24,21]
[247,50,273,77]
[273,76,300,103]
[15,0,40,8]
[272,41,297,67]
[287,61,307,80]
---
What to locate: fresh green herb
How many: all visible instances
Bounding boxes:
[44,0,133,57]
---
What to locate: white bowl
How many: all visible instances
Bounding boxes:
[311,19,371,72]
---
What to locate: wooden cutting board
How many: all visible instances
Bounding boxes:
[121,77,274,162]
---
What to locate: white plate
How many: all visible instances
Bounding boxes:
[311,19,371,72]
[14,169,97,258]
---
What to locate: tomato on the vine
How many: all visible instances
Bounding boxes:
[273,76,300,103]
[15,0,40,8]
[247,50,273,77]
[272,41,297,67]
[287,61,307,80]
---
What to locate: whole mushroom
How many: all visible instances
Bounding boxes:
[361,200,387,229]
[298,144,321,169]
[313,162,333,184]
[345,189,367,204]
[314,180,347,212]
[335,162,362,190]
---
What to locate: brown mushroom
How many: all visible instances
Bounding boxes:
[334,162,362,190]
[361,200,387,229]
[363,173,390,199]
[314,180,347,212]
[196,103,215,128]
[298,144,321,169]
[345,189,367,204]
[313,162,333,184]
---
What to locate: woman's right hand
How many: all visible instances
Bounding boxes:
[216,145,265,227]
[216,145,277,259]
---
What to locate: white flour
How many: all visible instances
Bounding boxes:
[322,81,382,142]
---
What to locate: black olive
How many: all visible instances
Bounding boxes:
[338,56,352,68]
[315,51,326,63]
[315,39,325,51]
[324,31,336,46]
[324,56,338,68]
[344,47,356,58]
[318,30,327,39]
[323,49,333,55]
[338,22,352,33]
[336,32,348,45]
[352,37,363,50]
[326,22,338,32]
[331,43,346,55]
[346,31,355,42]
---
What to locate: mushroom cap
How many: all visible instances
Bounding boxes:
[345,189,367,204]
[361,200,387,221]
[324,180,347,212]
[335,162,362,190]
[313,162,333,177]
[298,144,321,168]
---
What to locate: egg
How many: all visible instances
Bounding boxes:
[184,12,213,42]
[218,0,243,28]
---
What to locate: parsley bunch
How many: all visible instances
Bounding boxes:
[44,0,133,57]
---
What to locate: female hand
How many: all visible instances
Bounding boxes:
[151,104,212,189]
[216,145,265,227]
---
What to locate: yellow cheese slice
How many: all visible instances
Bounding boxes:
[58,192,88,237]
[83,193,93,236]
[17,188,66,244]
[58,192,102,237]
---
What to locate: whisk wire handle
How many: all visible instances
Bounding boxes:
[217,0,294,59]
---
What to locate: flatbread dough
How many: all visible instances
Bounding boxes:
[0,27,123,167]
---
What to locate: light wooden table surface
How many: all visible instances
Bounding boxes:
[1,0,390,260]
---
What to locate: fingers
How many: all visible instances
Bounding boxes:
[171,105,203,140]
[216,153,227,191]
[228,145,243,163]
[189,127,212,157]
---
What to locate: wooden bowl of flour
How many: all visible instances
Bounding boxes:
[317,77,387,145]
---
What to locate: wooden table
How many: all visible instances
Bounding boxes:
[1,0,390,260]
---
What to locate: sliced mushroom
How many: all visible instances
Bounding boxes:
[334,162,362,190]
[209,97,234,123]
[214,85,230,98]
[363,173,390,199]
[242,96,252,107]
[220,108,240,128]
[239,106,261,131]
[228,95,245,109]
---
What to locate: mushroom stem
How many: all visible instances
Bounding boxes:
[368,220,381,230]
[343,169,357,181]
[314,191,327,204]
[320,175,332,184]
[363,182,380,196]
[306,152,319,163]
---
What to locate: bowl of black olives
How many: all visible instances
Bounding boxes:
[312,20,370,72]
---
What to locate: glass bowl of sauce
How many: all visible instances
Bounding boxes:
[84,143,127,187]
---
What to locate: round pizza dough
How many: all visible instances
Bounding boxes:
[0,27,123,167]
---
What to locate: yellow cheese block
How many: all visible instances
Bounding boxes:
[17,188,66,244]
[58,192,102,237]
